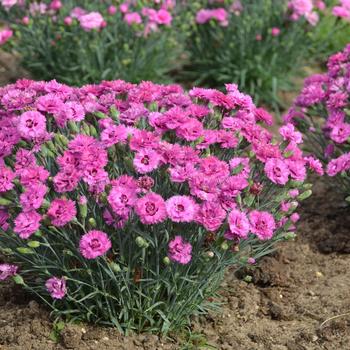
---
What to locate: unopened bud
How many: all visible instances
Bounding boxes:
[135,236,148,248]
[221,241,229,251]
[88,218,96,227]
[297,190,312,201]
[206,251,214,258]
[27,241,40,248]
[243,275,253,283]
[68,121,80,133]
[284,232,296,240]
[163,257,171,265]
[110,262,121,273]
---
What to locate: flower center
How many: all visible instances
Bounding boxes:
[145,202,157,215]
[90,238,101,250]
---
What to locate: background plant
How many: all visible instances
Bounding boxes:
[285,44,350,202]
[310,0,350,60]
[181,0,344,109]
[0,0,183,85]
[0,78,321,333]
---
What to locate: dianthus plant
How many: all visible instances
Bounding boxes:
[0,79,319,333]
[0,0,182,85]
[285,44,350,201]
[182,0,337,108]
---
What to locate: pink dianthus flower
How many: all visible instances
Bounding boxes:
[79,230,112,259]
[135,192,167,225]
[168,236,192,265]
[45,277,67,299]
[249,210,276,240]
[166,195,197,223]
[47,198,76,227]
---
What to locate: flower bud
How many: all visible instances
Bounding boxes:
[27,241,40,248]
[89,125,97,137]
[88,218,97,228]
[284,232,296,240]
[13,275,24,285]
[68,121,80,133]
[297,190,312,201]
[79,196,88,219]
[206,251,214,258]
[110,262,121,273]
[163,257,171,265]
[243,275,253,283]
[17,247,33,254]
[135,236,148,248]
[0,198,12,206]
[221,241,229,251]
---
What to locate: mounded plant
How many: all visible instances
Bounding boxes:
[0,78,320,333]
[285,44,350,201]
[182,0,340,108]
[0,0,182,85]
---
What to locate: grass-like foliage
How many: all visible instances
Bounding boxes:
[0,0,182,85]
[182,0,345,108]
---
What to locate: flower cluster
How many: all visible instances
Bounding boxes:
[194,0,326,28]
[0,78,316,332]
[285,44,350,200]
[332,0,350,20]
[0,0,181,85]
[182,0,336,107]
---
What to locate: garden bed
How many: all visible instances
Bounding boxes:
[0,177,349,350]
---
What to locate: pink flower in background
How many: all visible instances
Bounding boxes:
[47,198,76,227]
[70,7,86,19]
[79,12,105,31]
[271,27,281,36]
[0,28,13,46]
[196,8,228,25]
[0,0,17,10]
[120,3,129,13]
[168,236,192,264]
[18,111,47,140]
[124,12,142,25]
[14,211,41,239]
[249,210,276,240]
[108,5,117,15]
[289,0,313,16]
[64,16,73,26]
[0,264,18,281]
[79,230,111,259]
[315,1,326,11]
[135,192,167,224]
[166,195,197,223]
[49,0,61,11]
[45,277,67,299]
[155,9,172,25]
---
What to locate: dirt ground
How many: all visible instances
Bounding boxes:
[0,52,350,350]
